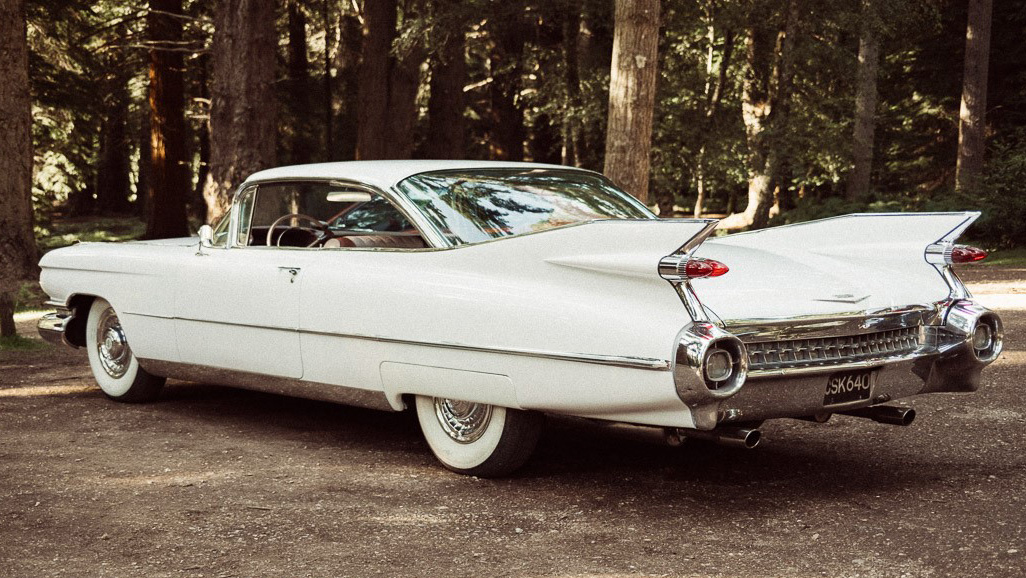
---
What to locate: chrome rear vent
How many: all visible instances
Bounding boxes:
[746,327,920,371]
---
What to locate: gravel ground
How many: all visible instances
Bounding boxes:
[1,267,1024,577]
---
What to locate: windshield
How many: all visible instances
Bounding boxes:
[396,169,654,245]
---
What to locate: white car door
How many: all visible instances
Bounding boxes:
[174,246,308,378]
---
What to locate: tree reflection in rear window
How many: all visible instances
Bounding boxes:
[396,169,654,246]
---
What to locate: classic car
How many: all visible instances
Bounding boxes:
[37,160,1003,476]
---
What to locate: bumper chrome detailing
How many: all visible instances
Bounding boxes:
[37,309,73,347]
[746,327,920,372]
[710,299,1003,425]
[672,322,749,428]
[681,298,1002,428]
[136,358,396,412]
[726,306,941,342]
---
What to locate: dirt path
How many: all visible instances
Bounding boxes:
[2,269,1024,577]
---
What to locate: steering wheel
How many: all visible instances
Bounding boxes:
[265,213,329,248]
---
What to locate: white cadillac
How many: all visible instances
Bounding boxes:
[37,161,1003,476]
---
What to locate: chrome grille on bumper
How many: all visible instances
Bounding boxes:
[746,327,920,371]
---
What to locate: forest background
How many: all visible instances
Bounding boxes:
[0,0,1023,338]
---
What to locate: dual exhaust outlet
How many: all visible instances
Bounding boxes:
[675,404,914,449]
[612,403,915,450]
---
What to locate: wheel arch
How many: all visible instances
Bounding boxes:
[64,294,98,348]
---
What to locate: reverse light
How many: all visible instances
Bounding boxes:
[971,323,993,351]
[704,349,734,383]
[659,256,729,281]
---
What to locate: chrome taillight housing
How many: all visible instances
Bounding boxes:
[926,242,988,265]
[659,256,729,281]
[673,322,748,402]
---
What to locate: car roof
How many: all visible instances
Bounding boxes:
[243,160,590,191]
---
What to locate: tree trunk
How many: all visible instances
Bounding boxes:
[955,0,993,193]
[96,73,132,214]
[720,0,798,230]
[192,52,211,221]
[562,0,583,166]
[146,0,190,239]
[333,13,362,161]
[0,0,37,337]
[136,104,151,218]
[487,17,527,161]
[323,0,334,159]
[203,0,278,224]
[603,0,660,204]
[693,18,734,218]
[426,22,466,159]
[846,0,880,201]
[356,0,397,160]
[386,41,425,159]
[287,0,313,164]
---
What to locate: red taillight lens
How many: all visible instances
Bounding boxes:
[684,258,729,279]
[950,245,987,263]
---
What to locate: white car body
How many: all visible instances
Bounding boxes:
[37,161,1004,475]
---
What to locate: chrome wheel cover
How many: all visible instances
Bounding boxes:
[95,307,131,379]
[433,398,493,444]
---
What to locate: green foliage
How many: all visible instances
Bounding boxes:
[983,248,1026,267]
[19,0,1026,249]
[36,216,146,254]
[768,195,904,227]
[924,129,1026,249]
[0,335,49,352]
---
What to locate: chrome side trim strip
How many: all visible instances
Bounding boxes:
[134,313,672,371]
[137,359,396,412]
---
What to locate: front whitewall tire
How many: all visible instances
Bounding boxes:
[85,298,165,402]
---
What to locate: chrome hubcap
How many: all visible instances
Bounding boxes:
[96,308,131,379]
[433,398,492,443]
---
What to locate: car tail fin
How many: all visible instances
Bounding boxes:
[539,219,719,279]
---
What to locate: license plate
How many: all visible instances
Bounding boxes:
[824,370,873,406]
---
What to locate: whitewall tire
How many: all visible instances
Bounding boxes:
[415,395,544,477]
[85,298,165,402]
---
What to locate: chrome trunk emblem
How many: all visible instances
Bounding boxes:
[814,294,870,304]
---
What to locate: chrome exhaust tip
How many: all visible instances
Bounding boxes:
[841,405,916,426]
[677,426,761,449]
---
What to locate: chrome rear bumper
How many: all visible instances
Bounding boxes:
[675,300,1003,429]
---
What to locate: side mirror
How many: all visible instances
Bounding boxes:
[198,224,214,247]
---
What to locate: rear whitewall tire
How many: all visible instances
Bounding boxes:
[85,298,165,403]
[414,395,544,477]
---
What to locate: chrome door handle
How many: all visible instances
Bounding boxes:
[278,267,300,282]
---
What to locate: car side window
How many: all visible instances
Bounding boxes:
[233,181,425,249]
[235,186,257,246]
[210,212,230,248]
